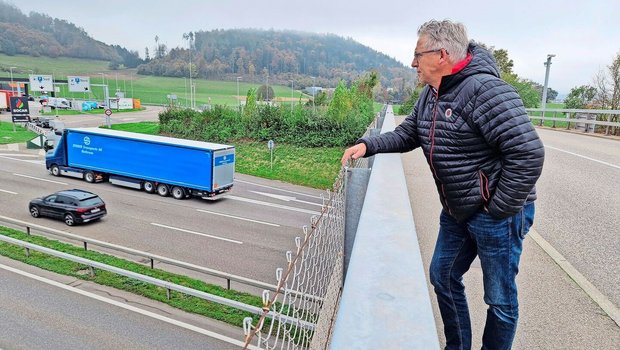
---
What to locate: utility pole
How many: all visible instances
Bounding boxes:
[542,54,556,115]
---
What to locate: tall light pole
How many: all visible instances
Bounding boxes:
[541,54,555,112]
[312,76,316,113]
[236,76,242,109]
[9,66,16,93]
[290,80,294,113]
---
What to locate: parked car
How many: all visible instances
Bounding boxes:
[31,117,51,128]
[29,189,107,226]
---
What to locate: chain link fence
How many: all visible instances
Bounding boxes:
[241,109,384,350]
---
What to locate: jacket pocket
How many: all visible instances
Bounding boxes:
[479,170,490,203]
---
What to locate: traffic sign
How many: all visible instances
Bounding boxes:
[68,76,91,92]
[267,140,275,150]
[104,109,112,116]
[28,75,53,92]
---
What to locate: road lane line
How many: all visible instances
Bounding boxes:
[545,145,620,170]
[227,195,321,215]
[196,209,280,227]
[0,188,18,194]
[13,173,68,185]
[150,223,243,244]
[235,178,323,199]
[249,190,324,207]
[528,228,620,327]
[0,263,257,349]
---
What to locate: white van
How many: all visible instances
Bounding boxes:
[47,97,71,109]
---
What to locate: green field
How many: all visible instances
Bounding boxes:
[1,53,309,107]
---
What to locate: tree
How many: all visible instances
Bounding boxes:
[257,85,275,101]
[564,85,597,109]
[243,88,257,122]
[327,80,352,125]
[608,51,620,110]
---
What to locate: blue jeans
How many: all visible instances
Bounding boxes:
[429,203,535,350]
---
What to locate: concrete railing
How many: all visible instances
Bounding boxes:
[330,106,440,349]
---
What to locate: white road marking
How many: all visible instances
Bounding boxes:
[249,190,323,207]
[196,209,280,227]
[529,228,620,327]
[0,188,18,195]
[0,263,257,349]
[150,223,243,244]
[13,173,67,185]
[546,145,620,170]
[0,153,40,157]
[227,195,321,215]
[0,155,45,164]
[235,178,323,199]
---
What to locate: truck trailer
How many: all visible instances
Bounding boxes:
[45,127,235,199]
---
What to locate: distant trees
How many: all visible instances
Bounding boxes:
[564,85,597,109]
[0,2,142,67]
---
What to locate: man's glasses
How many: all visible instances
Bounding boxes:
[413,49,443,61]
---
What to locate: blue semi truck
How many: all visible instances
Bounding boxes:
[45,128,235,199]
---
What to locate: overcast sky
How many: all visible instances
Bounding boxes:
[8,0,620,95]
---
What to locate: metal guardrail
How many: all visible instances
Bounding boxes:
[0,233,314,332]
[526,108,620,134]
[0,215,277,293]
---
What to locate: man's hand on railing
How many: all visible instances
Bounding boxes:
[341,143,367,166]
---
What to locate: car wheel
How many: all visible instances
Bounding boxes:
[64,214,75,226]
[84,171,95,183]
[143,181,155,193]
[171,186,185,200]
[157,183,169,197]
[30,206,40,218]
[50,165,60,176]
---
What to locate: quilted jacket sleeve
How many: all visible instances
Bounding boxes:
[472,79,545,218]
[356,99,422,157]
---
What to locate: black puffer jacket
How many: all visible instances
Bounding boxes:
[358,43,545,222]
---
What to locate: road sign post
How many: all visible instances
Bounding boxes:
[267,139,275,170]
[104,108,112,128]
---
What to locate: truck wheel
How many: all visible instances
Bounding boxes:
[171,186,185,200]
[64,214,75,226]
[143,181,155,193]
[30,205,40,218]
[50,165,60,176]
[157,184,170,197]
[84,171,95,183]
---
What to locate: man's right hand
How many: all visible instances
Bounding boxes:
[341,143,367,166]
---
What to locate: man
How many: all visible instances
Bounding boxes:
[341,20,545,349]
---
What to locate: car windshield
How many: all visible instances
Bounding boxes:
[79,197,103,206]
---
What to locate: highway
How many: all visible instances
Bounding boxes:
[0,106,325,348]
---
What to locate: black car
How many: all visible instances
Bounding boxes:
[31,117,51,128]
[29,189,107,226]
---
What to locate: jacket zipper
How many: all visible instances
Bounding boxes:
[428,90,452,216]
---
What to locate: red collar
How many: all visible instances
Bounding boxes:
[451,53,472,74]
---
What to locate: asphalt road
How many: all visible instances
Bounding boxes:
[0,260,244,350]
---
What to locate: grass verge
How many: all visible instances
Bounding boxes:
[0,226,263,327]
[0,122,37,144]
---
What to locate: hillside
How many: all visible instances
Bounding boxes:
[139,29,415,91]
[0,1,142,67]
[0,1,416,100]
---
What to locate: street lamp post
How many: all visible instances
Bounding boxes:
[290,80,294,113]
[9,66,16,93]
[312,76,316,113]
[541,54,555,115]
[236,76,242,109]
